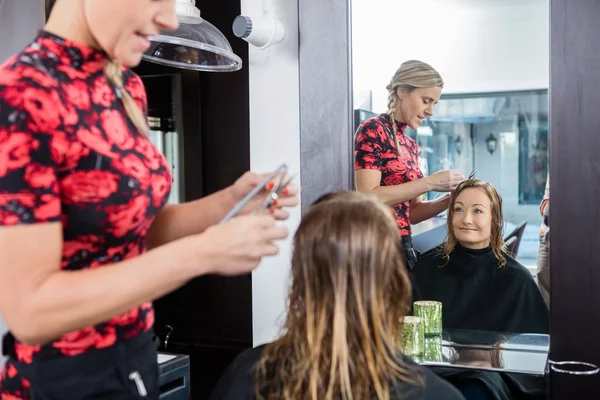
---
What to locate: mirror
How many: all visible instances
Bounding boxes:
[352,0,550,398]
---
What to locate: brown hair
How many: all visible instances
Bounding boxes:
[447,334,507,369]
[386,60,444,156]
[45,0,57,20]
[256,191,418,400]
[449,348,505,369]
[442,179,507,267]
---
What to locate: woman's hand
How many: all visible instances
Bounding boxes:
[187,214,289,276]
[426,169,465,192]
[229,171,300,220]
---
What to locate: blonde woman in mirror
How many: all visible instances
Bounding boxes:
[354,60,464,270]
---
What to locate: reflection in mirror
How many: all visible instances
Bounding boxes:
[352,0,550,398]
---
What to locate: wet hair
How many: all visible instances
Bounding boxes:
[256,191,418,400]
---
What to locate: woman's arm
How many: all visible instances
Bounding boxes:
[409,194,451,225]
[540,173,550,216]
[355,168,462,207]
[355,169,434,205]
[146,188,235,249]
[0,215,287,346]
[147,172,299,249]
[354,120,461,207]
[0,223,197,346]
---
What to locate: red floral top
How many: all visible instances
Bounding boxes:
[354,114,423,237]
[0,31,171,398]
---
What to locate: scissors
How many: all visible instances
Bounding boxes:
[260,172,295,211]
[220,164,294,223]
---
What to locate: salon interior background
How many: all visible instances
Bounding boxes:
[0,0,549,365]
[353,0,549,271]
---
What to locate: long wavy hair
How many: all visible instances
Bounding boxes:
[442,179,507,267]
[256,191,418,400]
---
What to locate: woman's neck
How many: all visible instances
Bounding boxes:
[392,108,405,125]
[458,240,491,250]
[44,0,100,49]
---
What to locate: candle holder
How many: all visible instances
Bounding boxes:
[399,316,424,360]
[413,301,442,336]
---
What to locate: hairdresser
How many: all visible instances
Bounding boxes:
[0,0,298,398]
[355,60,464,270]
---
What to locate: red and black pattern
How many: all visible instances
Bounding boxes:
[354,114,423,237]
[0,31,171,399]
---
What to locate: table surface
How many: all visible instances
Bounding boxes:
[417,329,549,376]
[157,352,190,376]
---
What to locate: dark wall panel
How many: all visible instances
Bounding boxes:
[550,0,600,398]
[298,0,353,211]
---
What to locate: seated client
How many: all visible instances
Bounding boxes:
[209,191,465,400]
[413,179,548,334]
[412,179,549,400]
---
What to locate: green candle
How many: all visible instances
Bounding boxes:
[413,300,442,335]
[423,335,443,362]
[399,316,424,359]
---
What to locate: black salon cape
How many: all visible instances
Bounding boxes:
[412,245,549,400]
[208,344,466,400]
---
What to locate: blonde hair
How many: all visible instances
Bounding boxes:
[256,191,419,400]
[442,179,507,268]
[104,60,149,136]
[386,60,444,156]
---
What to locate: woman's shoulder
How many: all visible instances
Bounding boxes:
[0,47,60,90]
[224,344,266,373]
[356,114,389,136]
[0,49,63,132]
[414,247,446,269]
[392,354,466,400]
[501,254,535,280]
[207,344,266,400]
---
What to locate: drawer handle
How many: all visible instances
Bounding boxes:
[548,359,600,376]
[160,377,186,395]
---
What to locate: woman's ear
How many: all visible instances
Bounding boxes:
[396,87,405,101]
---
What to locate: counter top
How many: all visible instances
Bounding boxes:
[418,329,549,376]
[411,216,447,254]
[411,216,447,237]
[157,352,190,376]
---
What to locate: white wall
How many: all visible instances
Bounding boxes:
[0,0,44,63]
[352,0,549,112]
[243,0,301,346]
